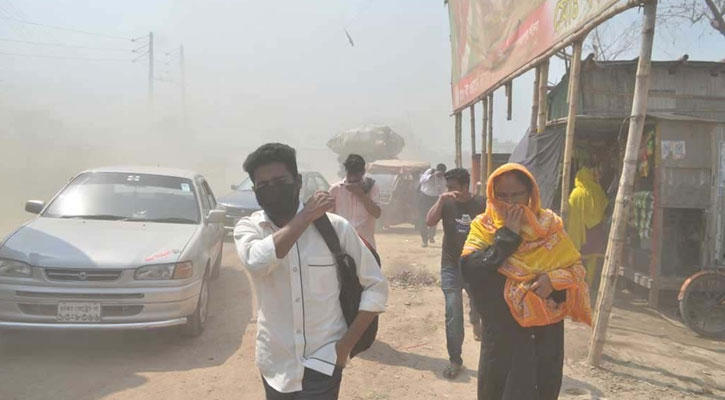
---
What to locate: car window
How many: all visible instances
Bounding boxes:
[43,172,200,224]
[201,180,217,209]
[197,179,211,212]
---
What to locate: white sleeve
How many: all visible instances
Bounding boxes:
[233,217,280,276]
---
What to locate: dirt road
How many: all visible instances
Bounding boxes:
[1,229,723,400]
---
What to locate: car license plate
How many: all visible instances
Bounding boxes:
[57,302,101,323]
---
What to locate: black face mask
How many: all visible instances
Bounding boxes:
[255,182,300,224]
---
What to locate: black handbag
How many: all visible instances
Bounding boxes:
[313,214,380,358]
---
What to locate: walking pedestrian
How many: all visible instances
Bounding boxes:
[425,168,484,379]
[330,154,381,249]
[418,163,447,247]
[461,163,592,400]
[234,143,389,400]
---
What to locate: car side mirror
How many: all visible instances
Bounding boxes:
[25,200,45,215]
[206,209,226,224]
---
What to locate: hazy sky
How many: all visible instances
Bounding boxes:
[0,0,722,162]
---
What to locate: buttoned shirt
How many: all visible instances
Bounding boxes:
[233,209,388,393]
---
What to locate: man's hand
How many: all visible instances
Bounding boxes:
[530,274,554,299]
[335,340,353,368]
[300,191,334,223]
[440,191,462,201]
[345,182,366,198]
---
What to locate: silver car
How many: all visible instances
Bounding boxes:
[0,167,225,337]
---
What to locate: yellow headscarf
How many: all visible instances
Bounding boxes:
[567,167,609,250]
[462,163,592,327]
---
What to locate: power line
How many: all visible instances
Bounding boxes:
[0,15,132,41]
[0,50,131,61]
[0,37,131,51]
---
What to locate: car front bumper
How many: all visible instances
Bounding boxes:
[0,280,201,330]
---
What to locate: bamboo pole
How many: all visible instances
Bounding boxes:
[560,40,584,222]
[505,82,513,121]
[531,66,541,133]
[470,104,476,163]
[455,112,463,168]
[537,60,550,133]
[587,0,658,367]
[487,93,494,177]
[481,97,489,195]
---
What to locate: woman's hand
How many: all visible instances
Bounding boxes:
[502,205,525,234]
[530,274,554,299]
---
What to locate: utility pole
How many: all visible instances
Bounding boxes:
[180,44,187,125]
[587,0,658,367]
[148,32,154,105]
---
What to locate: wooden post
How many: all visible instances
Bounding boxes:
[470,104,476,163]
[537,60,550,133]
[649,126,663,308]
[455,112,463,168]
[560,40,584,222]
[487,93,494,177]
[531,65,541,133]
[481,97,489,195]
[587,0,658,367]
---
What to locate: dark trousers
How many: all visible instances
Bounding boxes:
[263,368,343,400]
[418,193,438,244]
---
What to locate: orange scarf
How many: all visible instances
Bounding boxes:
[462,163,592,327]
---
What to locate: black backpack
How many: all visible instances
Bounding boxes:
[313,215,380,358]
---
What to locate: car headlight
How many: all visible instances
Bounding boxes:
[0,259,33,278]
[134,261,194,280]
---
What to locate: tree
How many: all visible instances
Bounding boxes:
[586,0,725,60]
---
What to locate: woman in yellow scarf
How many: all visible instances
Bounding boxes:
[567,167,609,285]
[460,163,591,400]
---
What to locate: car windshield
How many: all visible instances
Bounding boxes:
[235,177,254,191]
[43,172,200,224]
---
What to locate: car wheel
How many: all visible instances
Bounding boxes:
[210,242,223,280]
[181,268,210,338]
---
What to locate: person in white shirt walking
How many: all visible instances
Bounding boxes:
[418,163,447,247]
[330,154,381,249]
[234,143,389,400]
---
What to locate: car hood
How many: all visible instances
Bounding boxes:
[216,190,261,211]
[0,217,198,269]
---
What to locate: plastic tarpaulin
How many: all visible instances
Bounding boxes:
[327,125,405,160]
[508,127,565,210]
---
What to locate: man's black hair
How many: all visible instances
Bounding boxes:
[243,143,298,183]
[444,168,470,188]
[343,154,366,174]
[436,163,447,173]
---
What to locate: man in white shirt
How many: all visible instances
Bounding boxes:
[234,143,388,399]
[329,154,381,249]
[418,163,447,247]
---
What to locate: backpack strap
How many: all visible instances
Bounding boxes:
[313,214,344,257]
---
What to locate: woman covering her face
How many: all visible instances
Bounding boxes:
[460,163,592,400]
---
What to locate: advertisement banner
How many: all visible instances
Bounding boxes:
[448,0,621,111]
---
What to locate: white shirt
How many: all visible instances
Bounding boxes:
[233,210,389,394]
[419,168,446,197]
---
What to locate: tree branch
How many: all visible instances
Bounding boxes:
[704,0,725,36]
